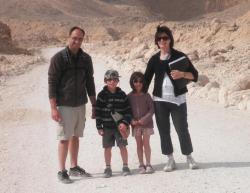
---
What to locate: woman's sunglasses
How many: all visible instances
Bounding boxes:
[157,36,170,41]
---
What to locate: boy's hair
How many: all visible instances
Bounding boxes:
[129,71,146,93]
[155,25,174,49]
[104,69,120,82]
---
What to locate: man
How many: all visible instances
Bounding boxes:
[48,26,96,184]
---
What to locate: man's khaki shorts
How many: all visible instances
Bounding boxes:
[57,105,86,140]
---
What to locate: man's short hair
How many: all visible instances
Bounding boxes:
[69,26,85,36]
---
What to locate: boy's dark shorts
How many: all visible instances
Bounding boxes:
[102,129,128,148]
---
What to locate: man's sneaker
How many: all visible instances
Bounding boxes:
[122,166,131,176]
[138,165,146,174]
[163,158,176,172]
[57,170,73,184]
[103,167,112,178]
[187,156,199,170]
[69,166,92,177]
[145,165,154,174]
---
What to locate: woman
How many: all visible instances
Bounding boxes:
[144,25,199,172]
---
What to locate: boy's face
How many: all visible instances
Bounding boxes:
[105,78,119,92]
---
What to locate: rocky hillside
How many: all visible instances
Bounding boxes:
[143,0,250,20]
[0,0,250,110]
[90,3,250,110]
[1,0,248,21]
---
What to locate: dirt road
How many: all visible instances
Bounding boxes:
[0,47,250,193]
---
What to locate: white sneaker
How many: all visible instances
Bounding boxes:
[163,158,176,172]
[187,156,199,169]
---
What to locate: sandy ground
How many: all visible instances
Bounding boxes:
[0,47,250,193]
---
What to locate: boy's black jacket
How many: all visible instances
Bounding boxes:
[96,86,132,130]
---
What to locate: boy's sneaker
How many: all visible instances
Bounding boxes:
[57,170,73,184]
[69,166,92,177]
[122,166,131,176]
[103,167,112,178]
[163,158,176,172]
[187,156,199,170]
[145,165,154,174]
[138,165,146,174]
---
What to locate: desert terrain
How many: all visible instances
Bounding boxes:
[0,1,250,193]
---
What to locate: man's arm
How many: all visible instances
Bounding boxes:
[48,54,62,122]
[85,56,97,118]
[89,95,96,119]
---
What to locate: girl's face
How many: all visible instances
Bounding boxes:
[106,78,119,92]
[133,78,143,93]
[157,32,171,50]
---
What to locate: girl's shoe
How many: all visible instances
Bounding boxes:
[138,165,146,174]
[145,165,154,174]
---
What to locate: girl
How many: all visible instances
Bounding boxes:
[128,71,154,174]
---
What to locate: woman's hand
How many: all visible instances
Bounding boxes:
[170,70,185,80]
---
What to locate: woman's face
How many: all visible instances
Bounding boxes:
[157,32,171,50]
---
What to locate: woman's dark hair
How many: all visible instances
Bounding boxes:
[129,71,146,93]
[69,26,85,36]
[155,25,174,49]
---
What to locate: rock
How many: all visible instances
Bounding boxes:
[144,48,156,61]
[214,55,226,63]
[210,19,222,35]
[228,92,243,106]
[226,45,234,51]
[207,87,219,102]
[218,87,228,107]
[129,43,148,60]
[0,55,7,61]
[188,50,199,61]
[227,74,250,92]
[205,81,220,90]
[246,100,250,111]
[238,99,248,110]
[0,21,13,53]
[197,74,209,86]
[227,23,239,32]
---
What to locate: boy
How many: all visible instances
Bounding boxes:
[96,69,132,178]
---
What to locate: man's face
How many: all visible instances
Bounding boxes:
[68,29,84,52]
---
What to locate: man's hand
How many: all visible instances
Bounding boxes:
[91,106,96,119]
[51,108,61,122]
[98,129,104,136]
